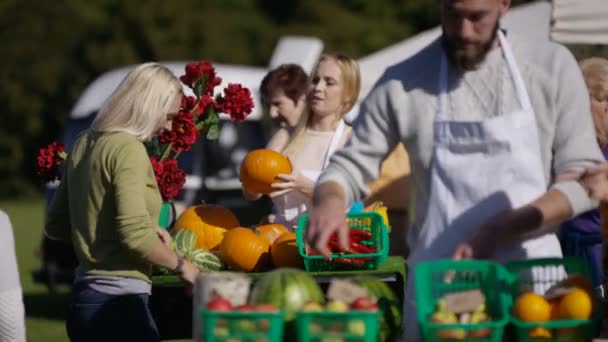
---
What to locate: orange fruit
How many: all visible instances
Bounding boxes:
[559,288,592,320]
[514,292,551,322]
[529,327,552,339]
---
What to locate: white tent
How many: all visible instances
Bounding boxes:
[551,0,608,45]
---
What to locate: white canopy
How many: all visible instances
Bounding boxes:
[551,0,608,45]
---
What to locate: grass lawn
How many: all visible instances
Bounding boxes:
[1,197,189,342]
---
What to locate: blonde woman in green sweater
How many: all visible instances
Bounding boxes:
[45,62,199,342]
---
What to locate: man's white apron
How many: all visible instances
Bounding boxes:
[402,31,562,340]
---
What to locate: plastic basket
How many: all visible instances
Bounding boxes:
[505,257,601,342]
[198,310,285,342]
[296,212,389,272]
[415,260,512,342]
[295,311,380,342]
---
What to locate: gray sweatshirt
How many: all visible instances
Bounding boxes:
[319,31,603,249]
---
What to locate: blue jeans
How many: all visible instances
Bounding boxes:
[66,284,160,342]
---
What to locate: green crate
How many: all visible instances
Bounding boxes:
[415,260,512,342]
[198,310,285,342]
[296,212,389,272]
[506,257,601,342]
[295,311,380,342]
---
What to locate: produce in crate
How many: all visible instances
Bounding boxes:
[364,201,390,228]
[271,231,303,268]
[429,293,493,340]
[513,276,593,339]
[350,277,402,341]
[172,203,240,250]
[220,227,271,272]
[297,295,380,338]
[249,268,325,321]
[172,229,223,271]
[254,223,289,244]
[240,148,292,195]
[513,292,551,323]
[308,230,377,267]
[204,296,281,337]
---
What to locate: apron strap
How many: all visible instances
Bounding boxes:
[437,30,532,119]
[497,30,532,112]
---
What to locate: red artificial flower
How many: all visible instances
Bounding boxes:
[149,156,164,176]
[157,112,199,153]
[36,141,66,182]
[216,83,255,122]
[171,112,199,153]
[151,158,186,201]
[181,95,201,115]
[197,95,216,117]
[179,61,222,96]
[180,94,215,118]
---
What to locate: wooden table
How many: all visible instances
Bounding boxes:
[150,256,407,340]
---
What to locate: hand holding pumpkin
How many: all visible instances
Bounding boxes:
[269,172,314,198]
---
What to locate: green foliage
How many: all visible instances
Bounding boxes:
[1,0,537,198]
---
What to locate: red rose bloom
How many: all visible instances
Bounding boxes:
[181,95,201,115]
[216,83,254,122]
[170,112,199,153]
[197,95,215,117]
[36,141,65,182]
[157,112,199,153]
[156,159,186,201]
[149,156,164,176]
[179,61,222,96]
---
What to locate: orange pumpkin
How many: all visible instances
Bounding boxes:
[271,232,303,269]
[172,203,240,251]
[240,149,292,194]
[220,227,271,272]
[253,224,289,244]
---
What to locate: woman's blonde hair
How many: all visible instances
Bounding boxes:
[283,53,361,159]
[580,57,608,102]
[91,62,183,141]
[580,57,608,146]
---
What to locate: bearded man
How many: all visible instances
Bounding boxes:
[303,0,608,339]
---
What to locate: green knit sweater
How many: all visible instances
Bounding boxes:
[45,131,162,282]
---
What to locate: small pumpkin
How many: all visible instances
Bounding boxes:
[271,232,303,269]
[172,203,240,251]
[253,223,289,244]
[240,149,292,195]
[220,227,271,272]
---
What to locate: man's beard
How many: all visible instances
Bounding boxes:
[443,23,499,72]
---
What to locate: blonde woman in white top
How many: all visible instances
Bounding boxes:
[246,53,361,231]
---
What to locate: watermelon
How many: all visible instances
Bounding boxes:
[351,277,403,341]
[172,229,223,271]
[174,229,197,255]
[249,268,325,321]
[188,249,223,271]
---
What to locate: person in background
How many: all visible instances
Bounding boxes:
[245,53,360,231]
[0,210,26,342]
[363,143,411,257]
[260,64,309,152]
[558,57,608,293]
[304,0,607,339]
[44,62,200,342]
[243,64,308,223]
